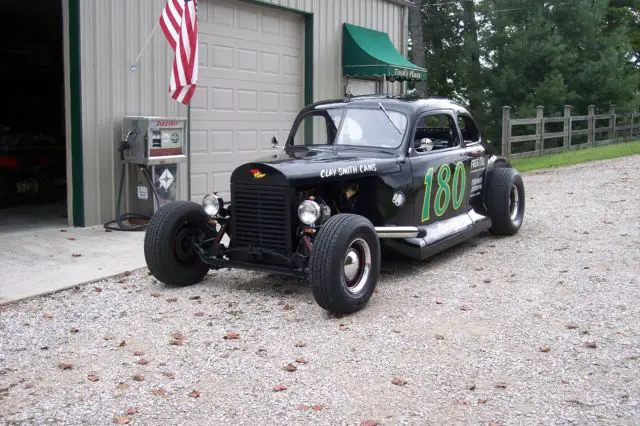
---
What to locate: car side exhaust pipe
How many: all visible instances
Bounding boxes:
[375,226,426,239]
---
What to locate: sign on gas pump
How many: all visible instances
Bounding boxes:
[153,164,178,209]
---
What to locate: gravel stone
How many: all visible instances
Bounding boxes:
[1,156,639,424]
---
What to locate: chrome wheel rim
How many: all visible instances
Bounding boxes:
[343,238,371,295]
[509,184,520,221]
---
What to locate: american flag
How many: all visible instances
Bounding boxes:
[159,0,199,105]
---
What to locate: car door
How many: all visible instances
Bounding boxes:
[408,110,472,233]
[456,112,489,215]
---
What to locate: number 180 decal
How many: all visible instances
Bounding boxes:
[421,162,466,223]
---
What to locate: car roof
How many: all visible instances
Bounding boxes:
[304,95,472,116]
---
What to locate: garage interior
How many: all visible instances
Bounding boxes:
[0,0,68,232]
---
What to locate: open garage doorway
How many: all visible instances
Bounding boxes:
[0,0,68,232]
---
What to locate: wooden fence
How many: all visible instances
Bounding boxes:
[501,104,640,159]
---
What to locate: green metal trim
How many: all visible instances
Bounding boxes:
[304,14,314,144]
[304,14,313,106]
[249,0,313,14]
[68,0,84,227]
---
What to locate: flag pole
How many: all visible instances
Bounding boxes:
[186,101,191,199]
[130,19,161,71]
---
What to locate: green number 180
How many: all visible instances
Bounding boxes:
[421,162,466,223]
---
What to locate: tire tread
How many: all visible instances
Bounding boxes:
[485,167,524,235]
[309,214,379,313]
[144,201,210,286]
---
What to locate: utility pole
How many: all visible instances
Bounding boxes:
[463,0,481,117]
[409,0,428,95]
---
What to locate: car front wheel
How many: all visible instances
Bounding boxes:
[144,200,212,286]
[309,214,381,314]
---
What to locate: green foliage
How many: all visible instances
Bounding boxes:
[481,0,640,146]
[605,0,640,68]
[409,0,640,151]
[409,0,465,100]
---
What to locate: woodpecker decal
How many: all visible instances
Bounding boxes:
[249,169,266,179]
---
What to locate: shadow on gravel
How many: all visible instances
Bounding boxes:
[379,230,498,277]
[203,230,500,302]
[204,270,311,301]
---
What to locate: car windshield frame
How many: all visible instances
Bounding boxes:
[287,105,409,151]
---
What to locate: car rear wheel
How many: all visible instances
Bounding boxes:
[144,200,211,286]
[485,167,525,235]
[309,214,380,314]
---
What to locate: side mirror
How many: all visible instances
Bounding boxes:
[271,136,279,148]
[419,137,434,152]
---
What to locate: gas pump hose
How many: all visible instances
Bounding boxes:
[103,160,161,232]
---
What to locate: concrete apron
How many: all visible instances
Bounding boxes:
[0,225,146,305]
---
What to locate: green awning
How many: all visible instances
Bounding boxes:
[342,23,428,82]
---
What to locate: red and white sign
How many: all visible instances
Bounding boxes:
[152,120,180,128]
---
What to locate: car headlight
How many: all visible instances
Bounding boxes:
[297,199,321,225]
[202,193,223,216]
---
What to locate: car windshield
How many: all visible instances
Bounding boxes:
[290,106,408,149]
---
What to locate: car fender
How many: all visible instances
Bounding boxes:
[486,155,511,172]
[480,155,512,213]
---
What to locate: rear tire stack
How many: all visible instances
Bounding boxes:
[485,167,525,235]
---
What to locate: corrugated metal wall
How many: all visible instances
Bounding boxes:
[78,0,187,226]
[311,0,406,99]
[79,0,407,226]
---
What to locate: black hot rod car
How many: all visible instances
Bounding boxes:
[144,95,525,314]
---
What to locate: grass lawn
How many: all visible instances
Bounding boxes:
[511,140,640,172]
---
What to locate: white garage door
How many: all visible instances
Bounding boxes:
[188,0,304,203]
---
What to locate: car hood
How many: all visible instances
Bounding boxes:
[230,146,401,186]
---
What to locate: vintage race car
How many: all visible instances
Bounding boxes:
[144,95,525,314]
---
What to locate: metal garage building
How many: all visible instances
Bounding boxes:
[24,0,426,228]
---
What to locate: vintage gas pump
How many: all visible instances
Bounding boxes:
[104,116,187,231]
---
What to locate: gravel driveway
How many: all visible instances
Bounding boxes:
[1,156,639,425]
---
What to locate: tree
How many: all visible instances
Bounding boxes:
[407,0,640,147]
[419,0,465,100]
[461,0,483,119]
[408,0,428,95]
[408,1,484,118]
[606,0,640,69]
[479,0,639,144]
[552,0,638,110]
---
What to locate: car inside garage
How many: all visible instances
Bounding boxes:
[0,0,67,232]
